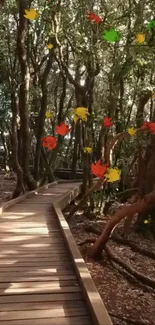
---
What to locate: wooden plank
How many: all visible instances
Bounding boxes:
[0,280,79,289]
[0,292,83,303]
[0,182,94,325]
[0,286,81,295]
[0,300,85,312]
[0,256,69,261]
[0,275,77,283]
[0,261,72,267]
[0,264,73,271]
[0,235,65,241]
[0,228,61,233]
[0,315,91,325]
[0,251,69,256]
[0,243,64,247]
[0,307,87,321]
[0,244,64,249]
[0,270,75,277]
[0,223,59,228]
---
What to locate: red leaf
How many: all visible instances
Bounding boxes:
[149,123,155,134]
[55,122,70,136]
[141,121,155,134]
[141,121,150,129]
[91,160,108,178]
[87,12,102,24]
[41,136,57,150]
[103,117,113,128]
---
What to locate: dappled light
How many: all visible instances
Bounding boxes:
[1,0,155,324]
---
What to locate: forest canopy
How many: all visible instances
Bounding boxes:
[0,0,155,209]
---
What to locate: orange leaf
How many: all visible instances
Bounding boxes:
[103,117,113,128]
[41,136,57,150]
[91,160,108,178]
[87,12,102,24]
[141,121,155,134]
[55,122,70,136]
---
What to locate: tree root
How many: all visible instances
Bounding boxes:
[111,235,155,260]
[90,190,155,259]
[78,238,96,246]
[79,225,155,289]
[109,312,149,325]
[84,223,155,260]
[105,245,155,289]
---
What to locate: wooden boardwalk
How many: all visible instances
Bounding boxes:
[0,181,113,325]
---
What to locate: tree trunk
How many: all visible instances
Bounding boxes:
[17,0,36,190]
[34,54,53,180]
[90,190,155,260]
[136,135,155,231]
[11,92,25,198]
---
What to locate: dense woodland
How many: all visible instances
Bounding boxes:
[1,1,155,312]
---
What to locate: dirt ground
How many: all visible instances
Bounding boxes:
[1,173,155,325]
[0,170,16,205]
[67,209,155,325]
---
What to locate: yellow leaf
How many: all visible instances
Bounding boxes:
[72,107,90,123]
[83,147,92,154]
[105,168,121,182]
[24,8,39,21]
[48,43,54,49]
[45,111,52,119]
[136,33,145,44]
[144,219,148,224]
[128,128,137,136]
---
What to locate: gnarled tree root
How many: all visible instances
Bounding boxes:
[90,190,155,259]
[105,245,155,289]
[111,235,155,260]
[84,224,155,260]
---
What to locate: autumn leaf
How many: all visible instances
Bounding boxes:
[141,121,155,134]
[91,160,108,178]
[144,219,148,224]
[146,20,155,29]
[47,43,54,49]
[83,147,92,154]
[24,8,39,20]
[141,121,150,129]
[102,29,120,42]
[55,122,70,136]
[136,34,145,44]
[87,12,102,24]
[41,136,57,150]
[128,128,137,136]
[103,116,113,128]
[72,107,90,123]
[45,111,52,118]
[105,168,121,182]
[149,123,155,134]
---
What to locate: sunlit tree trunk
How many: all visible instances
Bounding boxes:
[17,0,36,190]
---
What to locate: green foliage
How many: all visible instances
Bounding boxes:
[0,0,155,179]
